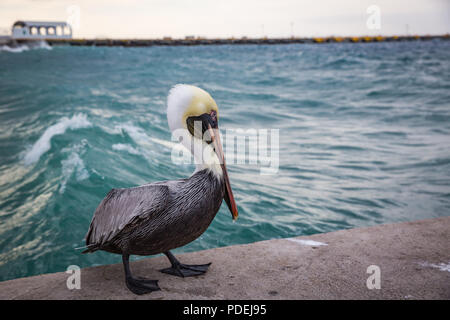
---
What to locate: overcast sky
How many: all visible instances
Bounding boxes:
[1,0,449,38]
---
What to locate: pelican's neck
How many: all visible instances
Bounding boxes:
[177,129,223,179]
[192,153,223,180]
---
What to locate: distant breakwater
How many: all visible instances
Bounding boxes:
[9,34,450,47]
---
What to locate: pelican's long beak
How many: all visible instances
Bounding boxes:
[207,124,238,221]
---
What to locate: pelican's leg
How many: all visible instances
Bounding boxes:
[160,251,211,277]
[122,254,160,295]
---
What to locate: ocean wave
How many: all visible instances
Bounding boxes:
[30,40,52,50]
[149,136,177,149]
[2,41,450,282]
[0,44,29,53]
[23,114,92,165]
[116,123,150,146]
[0,41,52,53]
[60,145,89,194]
[112,123,161,164]
[115,123,179,150]
[112,143,140,155]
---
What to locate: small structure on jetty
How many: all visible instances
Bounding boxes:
[11,21,72,40]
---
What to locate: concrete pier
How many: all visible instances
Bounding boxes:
[0,217,449,300]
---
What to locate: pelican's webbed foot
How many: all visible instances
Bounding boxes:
[160,251,211,278]
[122,254,161,295]
[125,276,160,295]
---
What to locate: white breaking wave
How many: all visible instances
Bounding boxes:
[30,40,52,50]
[23,114,92,165]
[149,136,178,149]
[117,124,150,146]
[60,149,89,194]
[112,143,140,155]
[0,41,52,53]
[0,44,29,53]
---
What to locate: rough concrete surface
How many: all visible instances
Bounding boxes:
[0,217,449,300]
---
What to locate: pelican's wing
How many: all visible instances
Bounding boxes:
[84,184,169,251]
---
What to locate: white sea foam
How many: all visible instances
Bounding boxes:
[23,114,92,165]
[0,41,52,53]
[150,136,177,149]
[60,148,89,194]
[28,40,52,50]
[116,123,178,150]
[0,44,29,53]
[116,124,150,146]
[113,124,156,162]
[112,143,140,155]
[286,238,328,246]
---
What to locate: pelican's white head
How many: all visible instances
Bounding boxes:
[166,84,238,220]
[167,84,219,133]
[167,84,221,176]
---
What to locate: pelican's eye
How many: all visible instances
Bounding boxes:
[209,110,218,128]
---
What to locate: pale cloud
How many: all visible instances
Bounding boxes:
[0,0,448,38]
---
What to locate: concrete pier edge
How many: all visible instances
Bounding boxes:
[0,216,449,300]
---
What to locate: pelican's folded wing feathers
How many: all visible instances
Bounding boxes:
[84,184,169,251]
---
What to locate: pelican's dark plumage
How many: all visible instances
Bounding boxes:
[83,169,224,256]
[83,84,238,295]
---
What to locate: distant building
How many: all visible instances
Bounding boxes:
[11,21,72,40]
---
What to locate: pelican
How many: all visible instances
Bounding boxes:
[83,84,238,295]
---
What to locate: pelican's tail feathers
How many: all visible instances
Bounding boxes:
[79,243,99,254]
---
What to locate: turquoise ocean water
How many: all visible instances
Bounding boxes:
[0,40,449,281]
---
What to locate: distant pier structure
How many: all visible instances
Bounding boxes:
[0,20,448,47]
[11,21,72,40]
